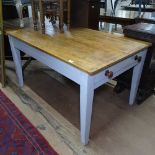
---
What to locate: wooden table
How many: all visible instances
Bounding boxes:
[7,28,151,145]
[100,10,155,26]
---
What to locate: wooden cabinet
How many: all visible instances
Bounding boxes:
[70,0,100,30]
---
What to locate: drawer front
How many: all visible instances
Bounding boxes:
[94,51,144,89]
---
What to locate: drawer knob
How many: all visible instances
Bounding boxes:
[135,55,142,62]
[105,70,113,78]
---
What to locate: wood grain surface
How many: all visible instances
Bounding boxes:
[6,28,151,74]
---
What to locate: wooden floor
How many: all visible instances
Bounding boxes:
[2,60,155,155]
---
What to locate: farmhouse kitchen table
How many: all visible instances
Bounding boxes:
[7,28,151,145]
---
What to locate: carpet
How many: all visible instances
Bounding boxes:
[0,90,58,155]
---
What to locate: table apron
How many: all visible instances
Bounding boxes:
[11,36,146,91]
[12,37,89,85]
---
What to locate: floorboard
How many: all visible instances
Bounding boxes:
[2,61,155,155]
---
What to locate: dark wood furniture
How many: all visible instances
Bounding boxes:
[114,23,155,104]
[99,10,155,27]
[32,0,104,31]
[100,10,136,26]
[70,0,100,30]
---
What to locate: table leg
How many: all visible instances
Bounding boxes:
[80,75,94,145]
[9,37,23,87]
[129,49,147,105]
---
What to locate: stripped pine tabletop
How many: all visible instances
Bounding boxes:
[7,28,151,74]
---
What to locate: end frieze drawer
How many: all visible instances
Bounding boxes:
[94,52,144,89]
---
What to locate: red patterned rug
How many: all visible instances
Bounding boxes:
[0,90,58,155]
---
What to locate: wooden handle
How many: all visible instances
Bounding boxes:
[105,70,113,78]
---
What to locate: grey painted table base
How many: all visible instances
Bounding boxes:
[9,35,147,145]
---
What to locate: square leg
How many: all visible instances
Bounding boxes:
[129,50,147,105]
[8,37,23,87]
[80,75,94,145]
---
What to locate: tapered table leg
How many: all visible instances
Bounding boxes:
[80,75,94,145]
[9,36,23,87]
[129,49,147,105]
